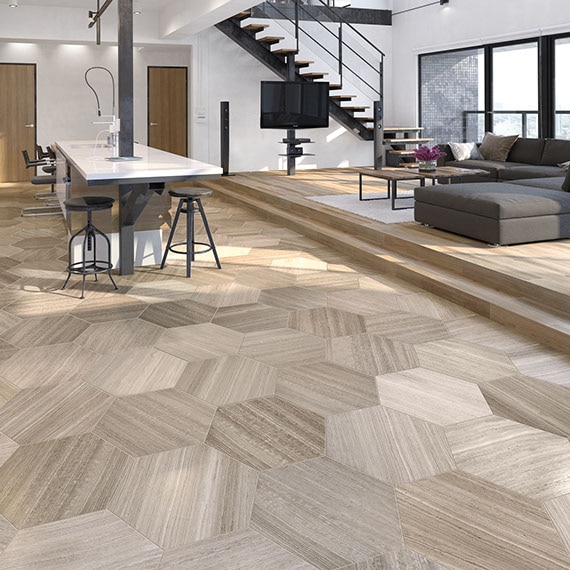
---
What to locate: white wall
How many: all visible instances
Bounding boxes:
[390,0,570,126]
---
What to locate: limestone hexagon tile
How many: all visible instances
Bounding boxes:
[295,271,361,292]
[509,344,570,385]
[356,548,449,569]
[74,319,164,354]
[288,306,367,339]
[233,267,298,289]
[0,343,102,389]
[251,456,403,569]
[445,415,570,501]
[69,295,147,323]
[377,367,493,426]
[416,339,518,383]
[0,510,162,569]
[276,360,379,417]
[270,255,328,275]
[239,328,326,367]
[364,312,449,344]
[0,310,21,335]
[397,292,475,322]
[326,288,402,317]
[0,379,19,408]
[156,323,244,362]
[206,396,324,470]
[108,444,257,549]
[0,434,18,470]
[93,388,216,456]
[327,405,455,486]
[126,279,197,304]
[0,380,113,445]
[160,529,315,570]
[11,237,62,250]
[327,333,419,376]
[544,494,570,556]
[190,282,260,308]
[396,471,570,570]
[85,348,187,396]
[258,286,327,311]
[480,374,570,438]
[212,303,290,333]
[0,314,90,349]
[139,299,217,328]
[2,293,84,318]
[0,513,16,556]
[177,355,277,406]
[0,433,129,528]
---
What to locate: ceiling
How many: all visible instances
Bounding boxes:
[16,0,170,9]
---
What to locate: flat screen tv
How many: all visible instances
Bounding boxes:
[260,81,329,129]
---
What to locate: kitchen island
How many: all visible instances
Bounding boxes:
[55,141,222,274]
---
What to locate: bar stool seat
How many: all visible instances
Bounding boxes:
[62,196,118,298]
[161,187,221,277]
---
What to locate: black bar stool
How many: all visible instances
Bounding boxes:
[62,196,118,299]
[160,187,221,278]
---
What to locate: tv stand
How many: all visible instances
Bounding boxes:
[280,129,314,175]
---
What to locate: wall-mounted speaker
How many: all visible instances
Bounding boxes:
[220,101,232,176]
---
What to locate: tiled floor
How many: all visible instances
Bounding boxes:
[0,181,568,569]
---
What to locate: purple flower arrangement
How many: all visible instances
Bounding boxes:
[412,144,446,161]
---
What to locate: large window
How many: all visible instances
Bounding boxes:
[420,35,567,143]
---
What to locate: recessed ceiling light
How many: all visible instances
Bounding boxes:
[134,9,142,15]
[8,0,18,7]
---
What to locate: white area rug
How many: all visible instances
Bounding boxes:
[307,192,415,224]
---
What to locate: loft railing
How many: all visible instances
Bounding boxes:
[252,0,384,102]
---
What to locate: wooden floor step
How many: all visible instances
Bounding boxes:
[272,48,298,55]
[387,149,418,155]
[233,11,251,20]
[384,137,434,143]
[329,84,342,90]
[242,23,270,33]
[257,36,285,45]
[330,94,356,102]
[341,105,370,112]
[301,72,329,79]
[295,60,314,68]
[384,127,424,132]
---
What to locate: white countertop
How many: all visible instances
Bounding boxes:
[55,141,222,184]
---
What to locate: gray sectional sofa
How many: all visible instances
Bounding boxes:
[414,137,570,245]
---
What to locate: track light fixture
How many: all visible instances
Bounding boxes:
[440,0,449,4]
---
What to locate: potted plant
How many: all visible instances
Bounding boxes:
[412,144,446,171]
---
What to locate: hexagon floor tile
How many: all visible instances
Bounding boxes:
[258,286,327,311]
[289,306,366,338]
[139,298,216,328]
[359,548,449,569]
[327,405,455,486]
[397,470,570,570]
[93,388,216,456]
[0,434,18,470]
[108,445,257,549]
[212,302,290,333]
[176,354,277,406]
[544,494,570,556]
[251,456,403,569]
[445,415,570,501]
[0,513,16,556]
[206,396,325,470]
[326,288,402,317]
[0,433,128,528]
[0,510,162,569]
[364,311,450,344]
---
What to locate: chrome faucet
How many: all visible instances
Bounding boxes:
[84,66,119,151]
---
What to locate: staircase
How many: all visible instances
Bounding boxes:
[215,1,385,148]
[384,127,436,167]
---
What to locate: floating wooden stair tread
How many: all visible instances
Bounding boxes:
[330,94,357,101]
[234,11,251,20]
[272,48,298,54]
[388,149,418,155]
[384,127,424,132]
[295,60,314,67]
[329,84,342,90]
[242,23,270,32]
[342,105,370,112]
[401,162,421,168]
[301,72,329,78]
[258,36,285,44]
[384,137,434,143]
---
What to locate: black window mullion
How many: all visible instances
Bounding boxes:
[484,45,493,133]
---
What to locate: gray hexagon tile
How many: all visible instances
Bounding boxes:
[139,298,216,328]
[289,306,366,338]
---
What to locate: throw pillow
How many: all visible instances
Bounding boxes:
[558,160,570,171]
[448,141,483,161]
[561,165,570,192]
[478,132,519,161]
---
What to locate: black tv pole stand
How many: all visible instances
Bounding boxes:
[281,129,314,175]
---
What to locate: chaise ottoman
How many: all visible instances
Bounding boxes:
[414,182,570,245]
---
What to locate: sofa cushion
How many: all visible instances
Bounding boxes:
[510,177,565,191]
[507,138,545,165]
[448,141,483,161]
[445,159,514,179]
[414,183,570,219]
[498,165,565,181]
[479,132,519,161]
[562,165,570,192]
[540,138,570,166]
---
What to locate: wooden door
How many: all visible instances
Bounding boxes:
[0,64,36,182]
[148,67,188,156]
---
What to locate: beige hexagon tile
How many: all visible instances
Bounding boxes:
[0,434,18,470]
[93,388,216,456]
[85,348,187,396]
[0,433,129,528]
[233,267,297,289]
[108,445,257,549]
[191,282,260,307]
[445,415,570,501]
[295,271,361,292]
[160,528,315,570]
[276,360,379,417]
[0,314,90,349]
[0,510,162,569]
[125,279,198,304]
[364,312,449,344]
[240,328,326,367]
[327,333,419,376]
[75,318,163,355]
[139,298,216,328]
[156,323,244,363]
[326,288,402,316]
[397,471,570,570]
[416,339,519,383]
[251,457,403,568]
[212,303,290,333]
[0,513,16,557]
[206,396,324,470]
[377,367,492,426]
[0,379,19,408]
[509,344,570,386]
[0,380,113,445]
[327,405,455,486]
[177,355,277,405]
[69,295,147,323]
[397,291,475,321]
[289,306,366,338]
[544,494,570,556]
[358,274,422,295]
[0,343,102,389]
[270,255,328,275]
[355,548,449,569]
[258,286,327,311]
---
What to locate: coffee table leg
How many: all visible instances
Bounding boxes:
[391,181,397,210]
[359,173,363,200]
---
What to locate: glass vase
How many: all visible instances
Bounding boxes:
[418,159,437,172]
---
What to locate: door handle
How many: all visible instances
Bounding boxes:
[150,122,159,126]
[25,123,35,128]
